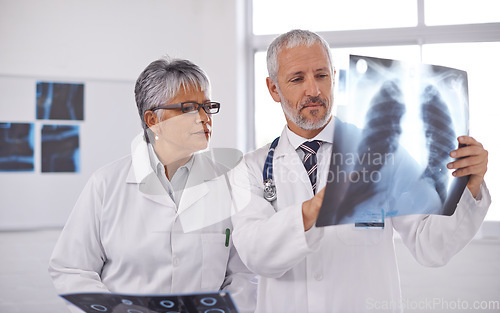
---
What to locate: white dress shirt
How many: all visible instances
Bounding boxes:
[147,143,193,206]
[285,118,334,193]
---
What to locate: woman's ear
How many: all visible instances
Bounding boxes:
[144,110,158,128]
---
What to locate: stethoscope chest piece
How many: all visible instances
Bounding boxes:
[263,179,277,202]
[262,136,280,202]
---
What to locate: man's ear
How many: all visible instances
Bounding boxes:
[144,110,158,128]
[266,77,282,103]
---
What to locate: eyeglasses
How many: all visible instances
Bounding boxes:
[150,101,220,114]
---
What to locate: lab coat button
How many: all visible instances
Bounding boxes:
[314,273,323,281]
[173,257,180,266]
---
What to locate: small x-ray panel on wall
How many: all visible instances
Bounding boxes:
[41,125,80,173]
[36,81,84,120]
[61,291,240,313]
[318,55,469,226]
[0,123,34,171]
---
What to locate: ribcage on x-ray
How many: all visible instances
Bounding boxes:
[336,80,406,222]
[420,85,456,203]
[357,80,405,165]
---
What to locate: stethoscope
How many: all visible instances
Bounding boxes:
[262,136,280,202]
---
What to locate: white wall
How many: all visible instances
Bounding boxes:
[396,236,500,312]
[0,0,247,229]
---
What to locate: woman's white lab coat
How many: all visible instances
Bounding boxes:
[48,135,256,313]
[230,126,491,313]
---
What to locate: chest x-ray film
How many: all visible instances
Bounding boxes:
[317,55,469,227]
[61,291,240,313]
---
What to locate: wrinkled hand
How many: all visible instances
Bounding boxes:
[447,136,488,198]
[302,187,326,231]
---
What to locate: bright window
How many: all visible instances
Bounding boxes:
[254,52,286,149]
[425,0,500,26]
[252,0,417,35]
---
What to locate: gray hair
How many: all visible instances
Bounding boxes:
[266,29,334,85]
[134,56,211,143]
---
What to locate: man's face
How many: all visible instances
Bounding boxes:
[153,86,212,156]
[267,43,334,134]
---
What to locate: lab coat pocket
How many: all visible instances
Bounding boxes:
[336,224,384,245]
[201,233,230,291]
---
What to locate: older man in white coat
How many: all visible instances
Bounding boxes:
[230,29,491,313]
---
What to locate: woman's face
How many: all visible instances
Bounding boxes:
[151,85,213,158]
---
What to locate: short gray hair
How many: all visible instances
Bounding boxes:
[266,29,334,84]
[134,56,211,143]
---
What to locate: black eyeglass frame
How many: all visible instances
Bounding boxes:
[149,101,220,114]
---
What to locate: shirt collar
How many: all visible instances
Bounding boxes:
[147,143,195,177]
[285,117,335,150]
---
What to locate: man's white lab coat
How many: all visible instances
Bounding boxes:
[49,135,256,313]
[230,125,491,313]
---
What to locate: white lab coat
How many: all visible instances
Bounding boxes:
[49,135,256,313]
[230,126,491,313]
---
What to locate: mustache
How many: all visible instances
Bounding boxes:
[299,96,327,110]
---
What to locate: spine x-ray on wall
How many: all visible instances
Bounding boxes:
[0,82,83,174]
[0,123,34,172]
[41,125,80,173]
[36,82,84,120]
[317,55,469,226]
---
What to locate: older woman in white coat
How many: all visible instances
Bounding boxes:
[48,57,256,313]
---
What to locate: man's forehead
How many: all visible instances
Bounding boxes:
[278,43,330,73]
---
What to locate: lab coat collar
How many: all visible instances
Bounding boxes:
[126,133,225,213]
[124,134,173,207]
[126,133,154,184]
[126,133,215,185]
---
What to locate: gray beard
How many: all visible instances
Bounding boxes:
[281,98,332,131]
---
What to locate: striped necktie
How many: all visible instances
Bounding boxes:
[299,140,322,194]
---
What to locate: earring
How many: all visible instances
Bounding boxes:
[155,134,159,141]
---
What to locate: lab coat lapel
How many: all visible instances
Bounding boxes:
[125,134,173,207]
[177,154,211,214]
[177,153,233,232]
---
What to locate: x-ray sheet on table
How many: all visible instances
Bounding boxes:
[317,55,469,227]
[61,291,240,313]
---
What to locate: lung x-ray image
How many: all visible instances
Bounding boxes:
[317,55,469,226]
